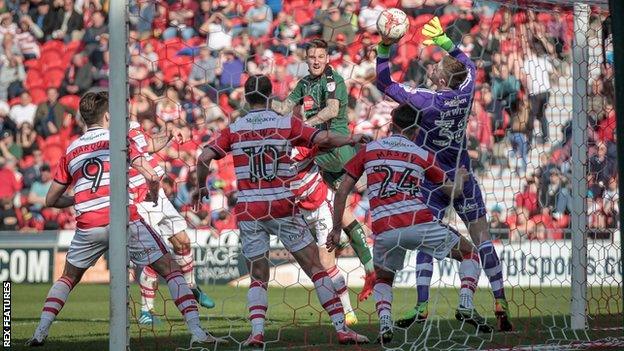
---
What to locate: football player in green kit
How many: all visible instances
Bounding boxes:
[273,39,377,305]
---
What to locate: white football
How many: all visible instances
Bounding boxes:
[376,8,409,40]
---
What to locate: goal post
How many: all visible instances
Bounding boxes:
[570,2,589,331]
[108,0,129,349]
[609,0,624,320]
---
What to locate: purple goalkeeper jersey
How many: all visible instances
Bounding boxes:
[375,47,476,172]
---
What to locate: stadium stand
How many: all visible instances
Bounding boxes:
[0,0,615,242]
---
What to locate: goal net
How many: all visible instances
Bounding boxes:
[116,0,622,350]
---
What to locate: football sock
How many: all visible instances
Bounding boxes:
[312,270,345,331]
[327,265,353,314]
[248,280,268,336]
[415,252,434,304]
[373,277,393,329]
[459,251,481,309]
[140,265,159,312]
[164,270,200,329]
[478,241,506,300]
[37,276,75,335]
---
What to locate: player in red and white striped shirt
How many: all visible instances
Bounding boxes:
[26,91,225,347]
[327,104,492,343]
[128,121,215,326]
[196,75,370,347]
[290,145,358,326]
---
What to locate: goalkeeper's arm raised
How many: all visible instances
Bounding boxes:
[375,43,435,109]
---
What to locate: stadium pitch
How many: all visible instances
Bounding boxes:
[11,284,622,350]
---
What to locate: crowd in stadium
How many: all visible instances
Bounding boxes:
[0,0,616,241]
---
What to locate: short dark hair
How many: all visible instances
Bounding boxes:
[306,39,328,53]
[79,91,109,126]
[441,56,468,90]
[244,74,272,106]
[391,104,420,133]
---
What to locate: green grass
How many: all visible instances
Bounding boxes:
[9,284,623,350]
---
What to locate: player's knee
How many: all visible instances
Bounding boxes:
[318,246,335,269]
[62,262,85,285]
[150,254,181,277]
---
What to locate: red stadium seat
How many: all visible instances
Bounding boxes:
[186,36,204,47]
[413,14,435,29]
[40,51,64,71]
[59,95,80,110]
[537,13,553,24]
[218,93,233,115]
[24,59,40,70]
[513,11,527,24]
[46,68,66,88]
[439,13,458,27]
[29,87,47,104]
[293,8,314,25]
[41,40,64,54]
[25,70,44,90]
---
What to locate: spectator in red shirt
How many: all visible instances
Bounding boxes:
[515,179,539,216]
[0,157,21,201]
[597,103,615,143]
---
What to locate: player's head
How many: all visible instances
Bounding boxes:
[391,104,420,138]
[79,90,110,128]
[432,55,468,90]
[306,39,329,77]
[244,74,272,107]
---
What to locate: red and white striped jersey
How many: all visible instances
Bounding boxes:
[207,110,321,221]
[127,121,166,203]
[53,128,143,230]
[344,135,445,234]
[290,146,328,210]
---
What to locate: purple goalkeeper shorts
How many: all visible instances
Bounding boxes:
[422,173,487,223]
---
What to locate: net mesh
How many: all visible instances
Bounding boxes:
[124,0,619,349]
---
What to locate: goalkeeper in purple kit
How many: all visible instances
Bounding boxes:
[375,17,513,332]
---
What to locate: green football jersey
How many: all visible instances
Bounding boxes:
[287,66,354,172]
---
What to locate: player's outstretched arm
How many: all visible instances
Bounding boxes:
[311,130,371,150]
[307,98,339,126]
[145,125,186,154]
[375,40,434,109]
[45,182,73,208]
[327,173,358,253]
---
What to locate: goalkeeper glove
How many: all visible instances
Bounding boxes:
[421,16,454,51]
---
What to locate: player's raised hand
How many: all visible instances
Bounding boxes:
[326,227,342,253]
[421,16,454,51]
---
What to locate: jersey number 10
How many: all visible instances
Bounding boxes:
[243,145,279,182]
